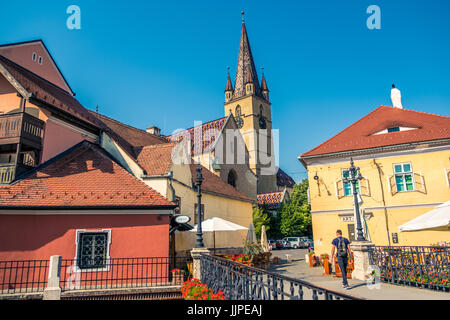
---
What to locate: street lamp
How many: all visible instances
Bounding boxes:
[195,162,205,248]
[343,158,366,241]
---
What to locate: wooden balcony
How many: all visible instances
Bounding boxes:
[0,163,33,184]
[0,112,45,148]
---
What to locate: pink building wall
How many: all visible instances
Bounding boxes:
[0,214,170,261]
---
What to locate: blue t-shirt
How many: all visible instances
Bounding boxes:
[331,236,350,248]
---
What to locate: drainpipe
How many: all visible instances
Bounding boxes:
[373,159,391,246]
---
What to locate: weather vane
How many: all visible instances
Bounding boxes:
[241,11,245,23]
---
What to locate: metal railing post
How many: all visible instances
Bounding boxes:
[43,255,62,300]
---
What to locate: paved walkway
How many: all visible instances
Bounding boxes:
[268,249,450,300]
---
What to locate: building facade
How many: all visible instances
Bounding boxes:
[299,105,450,255]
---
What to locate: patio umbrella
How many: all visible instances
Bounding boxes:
[398,201,450,232]
[260,225,269,253]
[190,217,248,253]
[246,223,257,243]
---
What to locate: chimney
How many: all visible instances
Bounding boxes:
[391,84,403,109]
[146,126,161,136]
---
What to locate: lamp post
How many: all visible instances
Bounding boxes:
[195,162,204,248]
[343,158,366,241]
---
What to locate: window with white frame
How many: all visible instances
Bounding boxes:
[76,230,111,270]
[342,169,360,196]
[446,169,450,188]
[387,163,426,195]
[335,169,370,199]
[393,163,415,192]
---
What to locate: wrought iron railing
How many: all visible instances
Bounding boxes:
[369,246,450,292]
[59,256,192,292]
[0,260,50,294]
[200,254,360,300]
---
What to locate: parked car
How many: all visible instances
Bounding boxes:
[299,237,313,248]
[282,237,302,249]
[281,240,291,249]
[268,240,277,250]
[275,240,284,250]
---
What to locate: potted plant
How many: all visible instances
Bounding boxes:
[308,251,316,268]
[320,254,331,275]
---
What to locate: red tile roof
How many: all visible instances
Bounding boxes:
[189,164,253,203]
[0,141,175,209]
[135,143,178,176]
[0,55,103,130]
[301,106,450,158]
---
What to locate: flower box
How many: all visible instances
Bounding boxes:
[334,259,353,279]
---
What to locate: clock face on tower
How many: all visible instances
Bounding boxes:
[259,116,266,129]
[236,116,244,129]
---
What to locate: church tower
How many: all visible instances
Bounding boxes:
[224,15,277,194]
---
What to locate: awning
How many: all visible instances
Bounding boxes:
[398,201,450,232]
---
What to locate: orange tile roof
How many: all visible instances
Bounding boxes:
[301,106,450,158]
[0,141,175,209]
[135,143,178,176]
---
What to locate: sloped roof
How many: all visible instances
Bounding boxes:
[135,143,178,176]
[301,106,450,158]
[0,141,175,209]
[0,55,102,130]
[189,164,253,203]
[89,111,169,158]
[168,117,227,154]
[277,168,295,188]
[257,190,285,209]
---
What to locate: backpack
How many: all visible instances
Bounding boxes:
[337,237,347,258]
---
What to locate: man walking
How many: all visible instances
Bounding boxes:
[330,230,352,289]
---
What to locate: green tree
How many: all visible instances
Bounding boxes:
[279,180,312,237]
[252,206,271,239]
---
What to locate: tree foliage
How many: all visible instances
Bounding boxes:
[279,180,312,237]
[252,206,271,239]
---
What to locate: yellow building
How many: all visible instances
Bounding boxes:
[299,105,450,256]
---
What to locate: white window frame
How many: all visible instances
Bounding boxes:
[392,162,416,192]
[341,169,361,196]
[32,52,37,62]
[38,56,43,65]
[73,229,112,273]
[446,168,450,188]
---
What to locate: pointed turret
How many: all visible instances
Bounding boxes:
[233,17,262,100]
[225,70,234,102]
[261,69,269,101]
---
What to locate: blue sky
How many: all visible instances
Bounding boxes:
[1,0,449,182]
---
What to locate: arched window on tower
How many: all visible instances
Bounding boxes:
[259,105,264,116]
[235,105,241,117]
[227,170,237,188]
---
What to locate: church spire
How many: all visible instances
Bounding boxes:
[224,68,233,102]
[233,14,262,100]
[261,68,269,101]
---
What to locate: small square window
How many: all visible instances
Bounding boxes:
[393,163,415,192]
[394,164,403,173]
[77,232,109,270]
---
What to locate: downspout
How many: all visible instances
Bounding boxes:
[373,159,391,246]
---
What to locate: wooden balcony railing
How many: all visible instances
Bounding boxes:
[0,163,34,184]
[0,112,45,145]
